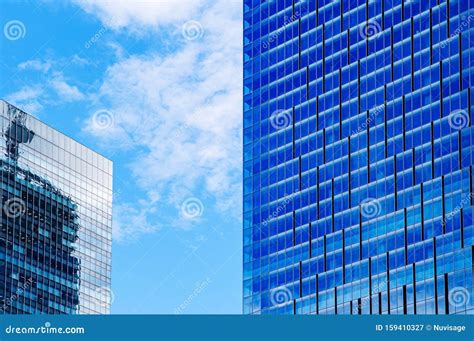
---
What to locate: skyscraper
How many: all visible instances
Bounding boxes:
[243,0,473,314]
[0,101,113,314]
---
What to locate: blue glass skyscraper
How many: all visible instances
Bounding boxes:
[0,101,113,314]
[243,0,474,314]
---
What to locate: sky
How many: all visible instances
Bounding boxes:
[0,0,243,314]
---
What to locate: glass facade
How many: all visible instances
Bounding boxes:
[243,0,474,314]
[0,101,113,314]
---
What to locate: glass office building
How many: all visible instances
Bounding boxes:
[243,0,474,314]
[0,101,113,314]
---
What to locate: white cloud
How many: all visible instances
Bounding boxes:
[113,201,160,243]
[71,54,90,66]
[17,59,51,73]
[13,55,89,107]
[4,86,45,114]
[5,74,85,113]
[80,0,243,238]
[50,75,85,101]
[73,0,205,31]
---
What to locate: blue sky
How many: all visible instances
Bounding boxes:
[0,0,243,314]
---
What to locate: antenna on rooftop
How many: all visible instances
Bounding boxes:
[4,103,35,162]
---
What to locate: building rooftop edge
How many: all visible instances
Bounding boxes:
[0,99,113,165]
